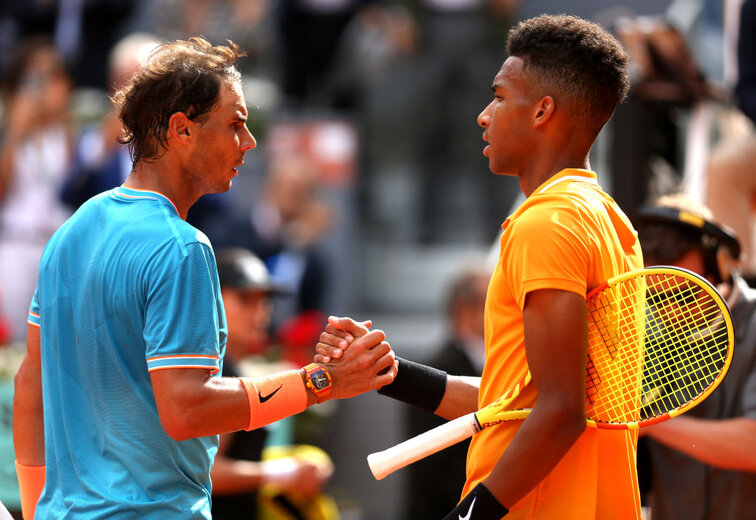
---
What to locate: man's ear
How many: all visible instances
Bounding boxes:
[532,96,555,127]
[168,112,193,144]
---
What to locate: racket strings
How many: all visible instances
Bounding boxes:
[585,273,730,425]
[643,280,727,412]
[586,280,645,422]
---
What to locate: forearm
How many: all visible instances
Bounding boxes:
[645,416,756,471]
[173,375,263,438]
[12,364,45,465]
[480,289,588,507]
[376,357,478,418]
[434,375,480,420]
[485,403,586,508]
[12,326,44,465]
[210,456,265,494]
[156,327,395,440]
[153,370,310,440]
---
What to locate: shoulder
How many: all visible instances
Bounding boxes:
[148,221,216,272]
[170,216,214,249]
[510,192,592,241]
[111,203,217,278]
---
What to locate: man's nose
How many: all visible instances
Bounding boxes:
[241,127,257,152]
[477,104,492,128]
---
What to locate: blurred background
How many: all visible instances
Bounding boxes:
[0,0,753,518]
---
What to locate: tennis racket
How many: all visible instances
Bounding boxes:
[367,266,734,480]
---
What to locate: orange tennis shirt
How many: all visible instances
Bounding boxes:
[463,169,643,519]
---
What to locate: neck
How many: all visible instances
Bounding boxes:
[519,147,592,197]
[124,160,197,220]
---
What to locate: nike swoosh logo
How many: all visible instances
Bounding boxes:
[459,496,476,520]
[259,385,283,403]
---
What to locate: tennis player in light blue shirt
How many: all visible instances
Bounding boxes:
[30,186,226,518]
[13,37,397,520]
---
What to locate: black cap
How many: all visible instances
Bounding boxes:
[634,205,741,259]
[216,248,285,293]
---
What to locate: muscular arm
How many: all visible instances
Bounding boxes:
[13,324,44,466]
[151,329,396,441]
[151,369,253,440]
[644,416,756,471]
[485,289,588,509]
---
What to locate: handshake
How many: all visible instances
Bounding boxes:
[309,316,399,401]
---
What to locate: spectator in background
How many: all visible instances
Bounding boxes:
[411,0,520,243]
[277,0,370,108]
[705,0,756,277]
[611,15,714,216]
[143,0,274,76]
[61,32,161,209]
[210,153,334,365]
[0,37,73,342]
[405,264,489,518]
[734,0,756,123]
[212,248,334,520]
[0,0,137,90]
[634,194,756,520]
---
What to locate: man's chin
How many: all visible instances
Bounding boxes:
[489,164,517,177]
[209,180,233,194]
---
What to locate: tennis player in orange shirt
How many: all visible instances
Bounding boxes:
[318,14,643,520]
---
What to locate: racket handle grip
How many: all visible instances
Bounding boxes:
[367,412,479,480]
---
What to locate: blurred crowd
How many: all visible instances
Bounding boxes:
[2,0,751,343]
[0,0,524,347]
[0,0,755,518]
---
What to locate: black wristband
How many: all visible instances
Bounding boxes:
[377,357,448,413]
[443,483,509,520]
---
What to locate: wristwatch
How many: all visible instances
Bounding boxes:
[303,363,332,402]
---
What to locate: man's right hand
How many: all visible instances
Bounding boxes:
[318,318,396,399]
[315,316,371,363]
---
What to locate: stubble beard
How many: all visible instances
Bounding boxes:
[185,157,233,198]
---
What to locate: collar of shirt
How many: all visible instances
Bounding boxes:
[533,168,598,195]
[501,168,599,230]
[112,186,180,217]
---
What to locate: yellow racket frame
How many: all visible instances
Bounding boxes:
[475,266,734,431]
[367,266,735,480]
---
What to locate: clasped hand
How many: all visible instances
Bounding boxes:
[317,316,398,399]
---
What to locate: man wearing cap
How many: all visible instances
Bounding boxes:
[634,194,756,520]
[211,248,333,519]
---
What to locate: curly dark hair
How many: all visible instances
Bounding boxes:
[507,14,630,130]
[112,37,245,164]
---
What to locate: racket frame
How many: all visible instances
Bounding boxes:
[367,266,735,479]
